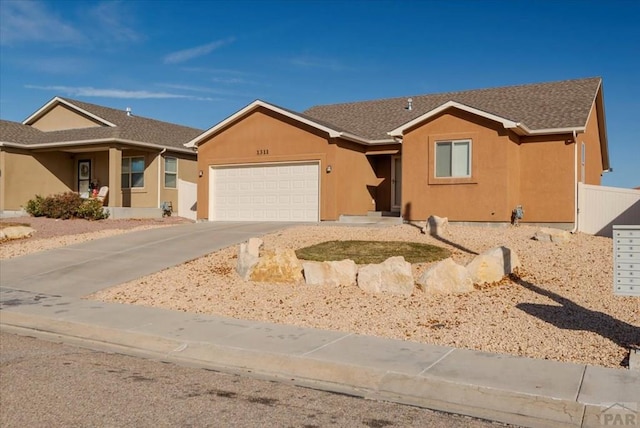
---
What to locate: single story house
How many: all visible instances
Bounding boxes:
[0,97,202,218]
[186,77,609,227]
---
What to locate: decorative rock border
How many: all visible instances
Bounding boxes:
[236,238,520,297]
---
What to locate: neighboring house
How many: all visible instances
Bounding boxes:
[186,77,609,226]
[0,97,202,218]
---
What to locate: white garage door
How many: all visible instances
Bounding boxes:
[210,162,319,222]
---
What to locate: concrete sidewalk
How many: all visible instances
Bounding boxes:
[1,222,638,428]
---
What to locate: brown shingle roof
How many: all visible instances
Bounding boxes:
[0,120,45,144]
[303,77,602,140]
[2,98,203,150]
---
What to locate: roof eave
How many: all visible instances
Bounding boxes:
[336,132,389,145]
[387,101,587,138]
[594,81,610,171]
[23,97,117,127]
[1,138,196,154]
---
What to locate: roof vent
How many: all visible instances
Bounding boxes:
[126,107,132,116]
[405,98,413,111]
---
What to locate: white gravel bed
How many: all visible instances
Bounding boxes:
[89,224,639,369]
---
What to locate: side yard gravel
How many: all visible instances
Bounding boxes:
[90,224,640,369]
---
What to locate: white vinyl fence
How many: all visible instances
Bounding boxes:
[177,179,197,221]
[578,183,640,237]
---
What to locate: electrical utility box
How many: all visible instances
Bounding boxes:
[613,225,640,297]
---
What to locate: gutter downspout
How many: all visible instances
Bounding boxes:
[571,130,579,233]
[158,148,166,208]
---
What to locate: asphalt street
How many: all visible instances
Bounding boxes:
[0,332,512,428]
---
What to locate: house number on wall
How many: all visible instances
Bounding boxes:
[257,149,269,155]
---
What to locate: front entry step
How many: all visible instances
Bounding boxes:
[338,212,403,225]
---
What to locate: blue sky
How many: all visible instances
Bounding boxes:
[1,0,638,188]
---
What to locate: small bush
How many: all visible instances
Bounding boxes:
[24,192,108,220]
[42,192,83,219]
[77,199,110,220]
[24,195,46,217]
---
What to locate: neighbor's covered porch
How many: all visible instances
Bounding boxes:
[22,144,170,218]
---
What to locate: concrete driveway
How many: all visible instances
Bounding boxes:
[0,221,295,298]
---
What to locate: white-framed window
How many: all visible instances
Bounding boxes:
[121,156,145,188]
[435,139,471,178]
[164,156,177,188]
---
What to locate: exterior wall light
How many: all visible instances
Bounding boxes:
[199,170,203,177]
[326,165,332,173]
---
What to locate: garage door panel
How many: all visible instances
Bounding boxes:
[211,162,319,222]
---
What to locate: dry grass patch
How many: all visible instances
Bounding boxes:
[295,240,451,264]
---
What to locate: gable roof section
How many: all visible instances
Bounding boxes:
[184,100,372,148]
[5,97,203,152]
[304,77,603,140]
[23,97,117,127]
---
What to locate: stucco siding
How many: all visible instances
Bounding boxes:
[2,149,74,210]
[120,150,158,208]
[196,108,340,220]
[581,101,604,185]
[401,110,514,221]
[519,136,575,223]
[30,104,103,131]
[334,141,380,215]
[159,153,197,213]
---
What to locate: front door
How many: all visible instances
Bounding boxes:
[391,155,402,212]
[78,159,91,194]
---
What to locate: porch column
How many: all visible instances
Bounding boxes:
[108,147,122,207]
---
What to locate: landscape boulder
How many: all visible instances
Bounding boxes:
[0,226,36,241]
[421,215,449,237]
[417,258,474,294]
[249,249,304,284]
[236,238,263,280]
[357,256,414,296]
[302,260,358,287]
[533,227,572,243]
[466,246,520,285]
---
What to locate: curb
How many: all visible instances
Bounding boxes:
[0,311,597,428]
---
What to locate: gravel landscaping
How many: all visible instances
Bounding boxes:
[3,217,638,368]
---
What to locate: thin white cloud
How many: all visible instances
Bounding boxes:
[25,85,215,101]
[156,83,247,98]
[87,1,143,43]
[211,77,252,84]
[0,0,85,46]
[163,37,235,64]
[289,55,350,72]
[11,56,91,74]
[181,67,254,76]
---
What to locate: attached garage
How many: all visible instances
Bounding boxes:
[209,162,319,222]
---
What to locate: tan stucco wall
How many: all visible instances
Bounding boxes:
[519,135,575,223]
[1,149,74,210]
[159,153,197,212]
[120,149,159,208]
[196,108,379,221]
[401,110,516,222]
[29,104,103,131]
[581,101,604,185]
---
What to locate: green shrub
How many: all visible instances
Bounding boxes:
[25,192,108,220]
[77,199,110,220]
[41,192,83,219]
[24,194,46,217]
